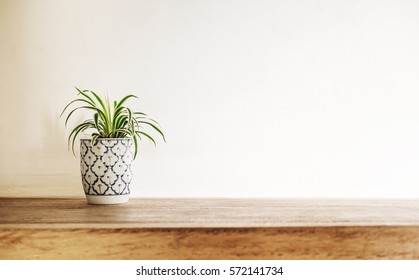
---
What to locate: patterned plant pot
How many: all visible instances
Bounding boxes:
[80,138,134,204]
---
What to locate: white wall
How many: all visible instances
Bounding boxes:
[1,0,419,198]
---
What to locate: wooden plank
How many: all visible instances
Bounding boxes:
[1,198,419,259]
[1,198,419,228]
[1,227,419,259]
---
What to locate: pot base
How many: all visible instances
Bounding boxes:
[85,194,130,205]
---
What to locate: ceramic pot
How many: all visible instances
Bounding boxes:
[80,138,134,204]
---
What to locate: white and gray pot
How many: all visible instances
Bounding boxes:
[80,138,134,204]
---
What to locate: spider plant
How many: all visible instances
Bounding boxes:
[60,87,165,159]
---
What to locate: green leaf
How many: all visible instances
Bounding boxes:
[68,122,94,156]
[135,115,160,126]
[137,120,166,142]
[88,90,108,117]
[115,95,138,110]
[114,128,134,136]
[114,114,128,132]
[133,134,138,159]
[131,116,141,131]
[136,131,156,146]
[134,111,147,117]
[64,106,106,127]
[60,98,94,118]
[75,87,96,106]
[93,113,99,129]
[92,133,100,146]
[125,107,133,125]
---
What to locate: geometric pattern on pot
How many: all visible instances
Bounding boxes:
[80,138,134,196]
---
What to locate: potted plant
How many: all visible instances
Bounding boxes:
[61,87,165,204]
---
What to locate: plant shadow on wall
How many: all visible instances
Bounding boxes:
[60,87,165,205]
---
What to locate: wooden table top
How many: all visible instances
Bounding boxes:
[1,197,419,229]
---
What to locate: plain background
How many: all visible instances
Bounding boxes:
[1,0,419,198]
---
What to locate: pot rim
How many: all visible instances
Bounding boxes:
[80,138,133,141]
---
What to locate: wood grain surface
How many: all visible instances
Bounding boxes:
[1,198,419,228]
[1,198,419,259]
